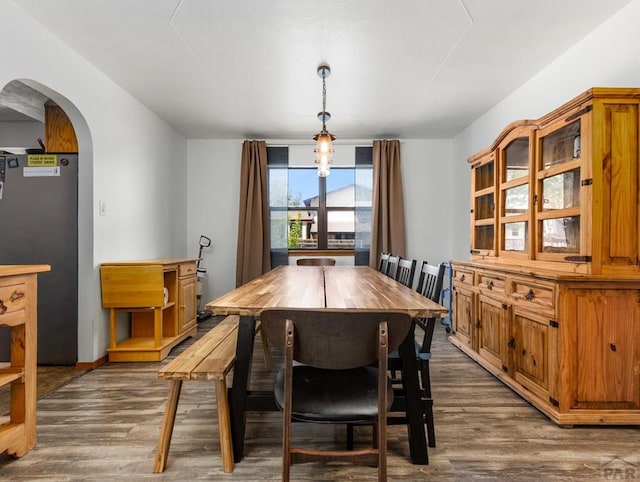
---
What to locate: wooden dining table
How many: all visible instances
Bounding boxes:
[205,265,448,465]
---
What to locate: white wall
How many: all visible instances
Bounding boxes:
[451,0,640,261]
[1,0,188,363]
[187,139,242,304]
[401,139,455,266]
[0,121,43,148]
[186,139,456,302]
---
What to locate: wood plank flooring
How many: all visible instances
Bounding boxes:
[0,316,638,481]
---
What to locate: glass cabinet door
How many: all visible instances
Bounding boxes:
[471,153,496,256]
[499,133,531,255]
[504,137,529,181]
[535,119,585,259]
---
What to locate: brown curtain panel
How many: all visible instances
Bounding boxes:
[236,140,271,286]
[370,140,406,267]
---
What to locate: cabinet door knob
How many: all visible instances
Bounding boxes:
[507,336,515,349]
[0,300,6,314]
[610,343,617,352]
[10,291,25,303]
[525,289,535,301]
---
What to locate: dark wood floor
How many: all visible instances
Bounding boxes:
[1,317,638,481]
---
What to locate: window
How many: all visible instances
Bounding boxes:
[268,146,372,255]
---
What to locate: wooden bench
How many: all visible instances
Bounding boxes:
[153,315,240,473]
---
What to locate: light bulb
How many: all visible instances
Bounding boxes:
[317,161,331,177]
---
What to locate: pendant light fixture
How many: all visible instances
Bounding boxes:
[313,64,335,177]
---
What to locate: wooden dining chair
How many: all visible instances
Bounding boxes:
[388,261,445,448]
[296,257,336,266]
[259,308,412,482]
[385,255,400,279]
[395,258,417,289]
[377,252,390,273]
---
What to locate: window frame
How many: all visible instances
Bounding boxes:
[267,146,372,264]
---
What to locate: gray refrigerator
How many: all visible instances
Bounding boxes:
[0,153,78,364]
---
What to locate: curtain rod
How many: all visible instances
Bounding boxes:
[264,139,404,146]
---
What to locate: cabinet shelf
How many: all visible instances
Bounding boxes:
[537,159,581,179]
[119,301,176,313]
[500,177,529,191]
[499,214,528,223]
[474,186,495,198]
[474,218,495,227]
[536,207,580,220]
[0,367,24,388]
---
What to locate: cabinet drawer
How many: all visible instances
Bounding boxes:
[0,282,28,314]
[477,272,506,294]
[179,262,197,277]
[511,280,555,310]
[453,267,474,286]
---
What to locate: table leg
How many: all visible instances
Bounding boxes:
[229,315,256,463]
[399,332,429,464]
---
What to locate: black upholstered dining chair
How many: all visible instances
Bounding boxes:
[385,255,400,279]
[395,258,417,289]
[259,308,412,482]
[413,262,445,441]
[377,252,390,274]
[388,261,445,448]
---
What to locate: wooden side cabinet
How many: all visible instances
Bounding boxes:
[100,259,198,362]
[450,261,640,425]
[0,264,50,457]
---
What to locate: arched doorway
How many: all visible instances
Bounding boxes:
[0,79,93,365]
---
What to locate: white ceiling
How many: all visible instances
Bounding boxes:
[5,0,634,139]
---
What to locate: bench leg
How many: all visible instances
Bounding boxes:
[153,380,182,473]
[215,378,234,473]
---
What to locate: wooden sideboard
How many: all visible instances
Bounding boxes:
[450,261,640,425]
[452,88,640,425]
[100,259,198,362]
[0,264,50,457]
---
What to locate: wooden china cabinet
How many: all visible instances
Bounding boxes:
[452,88,640,425]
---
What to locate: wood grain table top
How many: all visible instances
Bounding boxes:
[206,265,448,318]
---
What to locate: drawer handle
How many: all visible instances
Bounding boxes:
[10,291,25,303]
[486,280,494,290]
[0,300,6,315]
[525,289,535,301]
[460,274,466,282]
[610,343,617,352]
